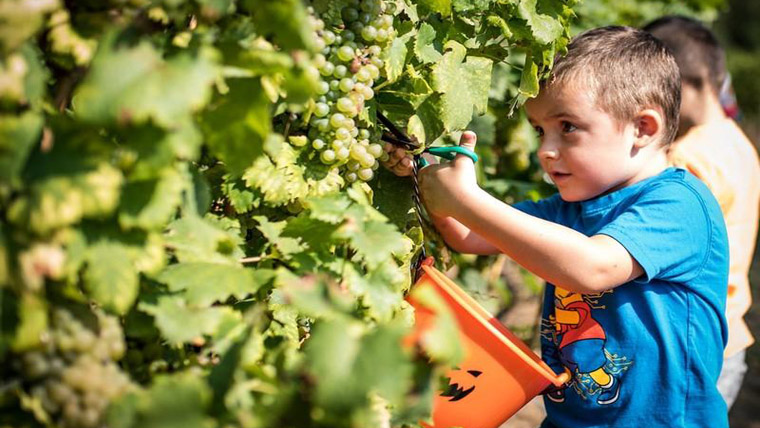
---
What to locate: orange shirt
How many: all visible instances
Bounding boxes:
[669,117,760,357]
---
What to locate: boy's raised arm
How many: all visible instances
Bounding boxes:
[419,132,644,294]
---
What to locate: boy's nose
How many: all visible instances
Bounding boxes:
[537,140,560,161]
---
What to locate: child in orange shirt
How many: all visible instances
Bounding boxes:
[645,16,760,408]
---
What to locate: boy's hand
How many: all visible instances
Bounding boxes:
[418,131,479,218]
[381,143,414,177]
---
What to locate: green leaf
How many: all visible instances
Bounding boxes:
[414,23,442,64]
[242,136,309,206]
[254,216,306,257]
[306,319,412,411]
[10,293,48,351]
[200,79,268,176]
[303,194,352,224]
[119,168,186,230]
[74,34,218,127]
[344,262,406,322]
[417,0,451,17]
[156,263,264,306]
[166,216,244,265]
[371,168,415,231]
[0,0,59,53]
[107,372,216,428]
[431,41,493,130]
[517,0,564,45]
[408,284,464,365]
[518,50,540,99]
[84,242,139,315]
[382,31,413,83]
[0,111,43,190]
[140,296,241,345]
[337,214,408,268]
[243,0,314,52]
[8,162,124,235]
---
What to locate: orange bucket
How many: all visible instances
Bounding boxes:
[406,259,570,428]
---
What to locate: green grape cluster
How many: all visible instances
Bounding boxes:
[299,0,396,183]
[17,309,133,428]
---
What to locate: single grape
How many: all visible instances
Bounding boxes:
[368,45,382,56]
[345,172,358,182]
[335,127,351,140]
[322,30,336,45]
[314,102,330,117]
[330,113,346,128]
[320,150,336,163]
[342,7,359,22]
[343,30,356,42]
[332,139,345,150]
[316,81,329,95]
[336,97,355,114]
[337,147,350,160]
[355,67,371,82]
[362,86,374,100]
[358,168,374,181]
[361,25,378,41]
[312,138,326,150]
[319,61,335,76]
[358,129,370,139]
[334,64,348,78]
[368,143,384,158]
[350,144,367,161]
[360,153,375,168]
[339,78,355,92]
[337,45,355,62]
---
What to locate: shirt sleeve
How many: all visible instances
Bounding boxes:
[513,194,563,222]
[597,182,714,284]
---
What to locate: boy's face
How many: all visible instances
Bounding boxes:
[525,83,642,202]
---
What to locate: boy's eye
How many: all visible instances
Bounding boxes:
[561,121,577,133]
[534,126,544,137]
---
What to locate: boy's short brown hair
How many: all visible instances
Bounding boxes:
[546,26,681,146]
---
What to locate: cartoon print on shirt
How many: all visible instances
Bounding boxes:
[540,286,633,405]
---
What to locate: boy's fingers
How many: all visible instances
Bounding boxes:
[453,131,477,168]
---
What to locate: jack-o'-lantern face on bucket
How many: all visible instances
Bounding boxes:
[441,369,483,402]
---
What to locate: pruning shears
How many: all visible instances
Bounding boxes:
[377,111,479,167]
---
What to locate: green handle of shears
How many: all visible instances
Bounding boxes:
[417,146,479,168]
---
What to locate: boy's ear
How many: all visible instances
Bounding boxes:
[633,108,664,148]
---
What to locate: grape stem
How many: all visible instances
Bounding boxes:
[239,256,264,264]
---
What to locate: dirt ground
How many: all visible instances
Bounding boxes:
[495,239,760,428]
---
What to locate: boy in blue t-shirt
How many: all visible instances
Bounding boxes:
[384,26,729,427]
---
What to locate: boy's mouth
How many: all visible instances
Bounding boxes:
[550,171,571,182]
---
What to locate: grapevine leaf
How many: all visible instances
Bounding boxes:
[344,262,405,322]
[10,293,48,351]
[74,34,218,127]
[303,194,352,224]
[165,216,244,265]
[200,79,269,176]
[254,216,306,257]
[431,41,493,130]
[8,162,123,235]
[414,23,442,64]
[156,263,264,306]
[382,30,413,83]
[282,215,338,255]
[337,212,408,268]
[306,319,412,411]
[119,168,186,230]
[371,168,415,230]
[0,0,59,53]
[84,242,139,315]
[408,284,464,364]
[221,176,256,214]
[140,296,241,345]
[243,0,314,51]
[518,50,540,99]
[517,0,564,45]
[452,0,494,13]
[107,372,215,428]
[0,111,43,189]
[417,0,451,17]
[242,136,309,206]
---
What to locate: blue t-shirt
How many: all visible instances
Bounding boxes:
[515,167,729,428]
